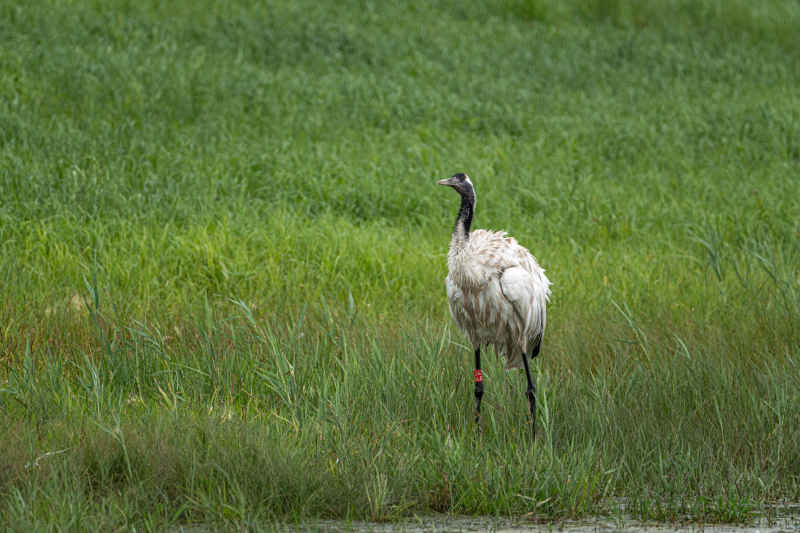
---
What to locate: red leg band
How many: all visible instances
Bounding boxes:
[473,369,483,382]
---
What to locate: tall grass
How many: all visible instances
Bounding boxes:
[2,0,799,529]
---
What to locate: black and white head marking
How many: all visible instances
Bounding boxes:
[438,172,476,205]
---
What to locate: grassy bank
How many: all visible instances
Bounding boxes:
[2,0,799,529]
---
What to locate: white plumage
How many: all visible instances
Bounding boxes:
[445,229,550,369]
[438,172,551,427]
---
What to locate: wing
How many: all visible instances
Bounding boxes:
[498,266,548,354]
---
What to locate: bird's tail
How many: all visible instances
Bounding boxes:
[502,332,542,370]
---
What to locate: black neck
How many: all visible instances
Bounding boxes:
[454,191,474,239]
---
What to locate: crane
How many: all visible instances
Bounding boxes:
[438,173,551,430]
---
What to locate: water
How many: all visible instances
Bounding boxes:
[285,508,800,533]
[170,506,800,532]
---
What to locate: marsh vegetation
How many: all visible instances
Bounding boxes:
[1,0,799,529]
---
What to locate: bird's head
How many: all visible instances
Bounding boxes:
[437,173,475,198]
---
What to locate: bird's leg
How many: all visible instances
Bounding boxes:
[521,350,536,432]
[473,347,483,425]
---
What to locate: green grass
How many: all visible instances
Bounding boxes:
[2,0,800,529]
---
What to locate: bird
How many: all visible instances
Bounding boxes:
[438,172,551,430]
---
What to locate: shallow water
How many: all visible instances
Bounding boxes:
[285,508,800,533]
[170,507,800,532]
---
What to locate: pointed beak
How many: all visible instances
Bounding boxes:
[437,177,455,186]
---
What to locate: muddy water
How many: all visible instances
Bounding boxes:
[288,510,800,532]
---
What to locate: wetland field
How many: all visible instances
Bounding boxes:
[1,0,799,530]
